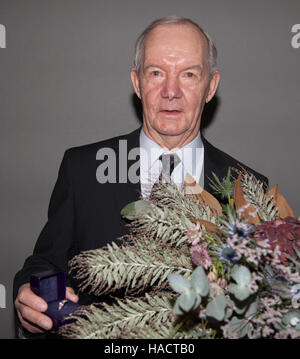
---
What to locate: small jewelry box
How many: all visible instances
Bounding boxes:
[30,270,80,328]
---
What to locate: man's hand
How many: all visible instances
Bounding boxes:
[14,283,79,334]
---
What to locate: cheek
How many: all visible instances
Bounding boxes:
[142,86,161,113]
[184,86,207,112]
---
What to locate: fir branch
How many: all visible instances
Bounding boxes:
[240,170,278,221]
[150,181,217,224]
[127,205,192,247]
[59,294,173,339]
[69,240,193,296]
[119,319,211,339]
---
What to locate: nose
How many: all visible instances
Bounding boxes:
[161,75,183,100]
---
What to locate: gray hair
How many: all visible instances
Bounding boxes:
[133,16,218,76]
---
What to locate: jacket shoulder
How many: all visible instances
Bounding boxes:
[65,127,140,158]
[202,135,269,189]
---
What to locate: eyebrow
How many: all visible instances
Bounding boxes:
[143,64,163,72]
[183,65,203,72]
[143,64,203,72]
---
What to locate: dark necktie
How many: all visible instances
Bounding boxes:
[150,153,181,198]
[158,153,181,182]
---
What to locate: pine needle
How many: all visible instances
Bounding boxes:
[59,294,173,339]
[240,170,278,221]
[69,239,193,296]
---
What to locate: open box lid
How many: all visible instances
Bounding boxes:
[30,270,66,303]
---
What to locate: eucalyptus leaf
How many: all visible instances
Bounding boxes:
[245,300,258,319]
[206,295,228,321]
[192,294,202,310]
[176,289,197,312]
[228,283,251,301]
[231,265,251,286]
[168,273,191,294]
[283,310,300,330]
[225,316,250,339]
[191,266,210,297]
[228,265,252,301]
[121,200,153,220]
[234,302,248,315]
[225,298,235,319]
[173,299,184,316]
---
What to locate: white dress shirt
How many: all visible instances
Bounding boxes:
[139,129,204,199]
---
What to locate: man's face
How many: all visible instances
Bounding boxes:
[131,24,220,147]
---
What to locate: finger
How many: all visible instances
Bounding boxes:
[66,287,79,303]
[17,310,45,334]
[17,285,48,312]
[17,302,53,330]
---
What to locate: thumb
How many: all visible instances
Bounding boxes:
[66,287,79,303]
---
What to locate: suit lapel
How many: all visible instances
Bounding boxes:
[201,133,233,203]
[113,127,142,214]
[201,133,215,192]
[202,135,216,192]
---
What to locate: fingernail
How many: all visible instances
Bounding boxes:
[41,320,52,329]
[37,303,47,311]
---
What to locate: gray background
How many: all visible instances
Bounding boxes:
[0,0,299,339]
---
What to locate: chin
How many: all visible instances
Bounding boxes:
[156,119,186,137]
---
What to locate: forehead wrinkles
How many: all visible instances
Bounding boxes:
[142,24,208,69]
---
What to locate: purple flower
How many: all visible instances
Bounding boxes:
[190,245,212,269]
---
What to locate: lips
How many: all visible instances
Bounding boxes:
[159,108,183,114]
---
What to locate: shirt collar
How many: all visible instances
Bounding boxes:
[139,128,203,170]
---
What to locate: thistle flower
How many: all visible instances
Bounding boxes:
[208,168,235,201]
[228,221,253,239]
[267,274,293,300]
[254,216,300,265]
[219,204,253,240]
[264,265,300,301]
[218,246,240,265]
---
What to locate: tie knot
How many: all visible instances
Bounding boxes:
[159,153,181,177]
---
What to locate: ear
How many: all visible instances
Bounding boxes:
[130,68,141,99]
[205,70,220,103]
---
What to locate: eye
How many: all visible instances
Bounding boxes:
[151,70,160,76]
[186,72,195,78]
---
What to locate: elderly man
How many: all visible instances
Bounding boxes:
[14,16,268,337]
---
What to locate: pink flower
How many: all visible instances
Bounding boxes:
[190,245,212,269]
[207,269,217,282]
[187,223,203,246]
[217,277,227,289]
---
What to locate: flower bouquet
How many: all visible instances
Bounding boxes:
[59,169,300,339]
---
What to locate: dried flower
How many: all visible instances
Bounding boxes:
[190,244,212,269]
[219,204,253,240]
[218,245,240,265]
[207,268,217,282]
[187,223,203,246]
[217,277,227,289]
[255,216,300,264]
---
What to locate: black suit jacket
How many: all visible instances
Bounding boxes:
[13,127,268,306]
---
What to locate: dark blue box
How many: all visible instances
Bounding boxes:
[30,270,80,328]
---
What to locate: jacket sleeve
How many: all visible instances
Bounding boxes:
[13,149,77,302]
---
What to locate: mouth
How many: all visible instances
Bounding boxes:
[160,109,182,115]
